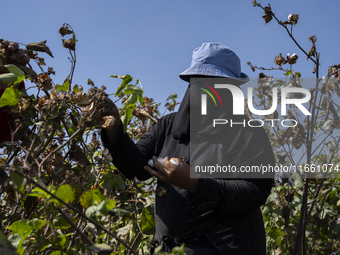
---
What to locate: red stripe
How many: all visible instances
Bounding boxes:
[203,83,222,106]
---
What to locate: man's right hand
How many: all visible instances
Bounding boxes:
[98,96,121,143]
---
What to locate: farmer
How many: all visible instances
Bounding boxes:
[101,42,275,254]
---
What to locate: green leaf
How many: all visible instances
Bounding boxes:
[89,243,114,253]
[67,126,83,142]
[97,199,116,216]
[79,188,106,209]
[101,173,125,191]
[121,90,143,109]
[295,71,301,78]
[53,215,71,229]
[113,175,125,191]
[141,204,156,235]
[100,172,115,191]
[7,220,33,237]
[122,106,134,133]
[29,219,46,230]
[0,87,21,108]
[51,235,68,249]
[53,184,76,205]
[284,69,293,76]
[50,251,66,255]
[28,187,50,199]
[9,171,25,194]
[108,208,131,219]
[337,199,340,207]
[85,205,100,221]
[0,64,25,85]
[112,74,132,96]
[73,84,82,93]
[330,220,339,235]
[56,76,70,92]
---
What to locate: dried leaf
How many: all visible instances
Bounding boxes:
[59,25,73,36]
[286,53,298,65]
[37,73,52,91]
[274,53,287,66]
[279,127,293,146]
[262,5,273,24]
[329,80,340,97]
[47,66,55,75]
[26,40,54,58]
[321,96,340,128]
[18,65,38,82]
[247,62,255,72]
[156,186,167,196]
[277,154,287,164]
[74,92,90,107]
[38,58,46,66]
[307,44,316,60]
[62,36,76,50]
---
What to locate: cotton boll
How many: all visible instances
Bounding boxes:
[170,158,180,166]
[157,157,164,165]
[322,76,328,84]
[323,120,334,133]
[325,140,338,152]
[147,159,155,167]
[148,157,164,167]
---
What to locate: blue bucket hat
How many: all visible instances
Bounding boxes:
[179,42,249,84]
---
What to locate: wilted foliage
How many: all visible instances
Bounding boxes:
[252,2,340,255]
[0,24,182,255]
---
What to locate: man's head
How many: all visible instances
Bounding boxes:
[179,42,249,85]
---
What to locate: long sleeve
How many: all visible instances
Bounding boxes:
[187,122,275,214]
[101,122,156,180]
[187,178,273,214]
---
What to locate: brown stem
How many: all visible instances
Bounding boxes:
[256,3,317,65]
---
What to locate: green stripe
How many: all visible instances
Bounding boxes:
[198,87,217,106]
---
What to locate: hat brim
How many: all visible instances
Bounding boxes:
[179,63,249,85]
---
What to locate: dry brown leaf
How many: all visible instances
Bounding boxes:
[307,44,316,60]
[37,73,52,91]
[26,40,54,58]
[19,65,38,82]
[329,80,340,97]
[74,92,90,107]
[62,36,76,50]
[59,25,74,36]
[38,58,46,66]
[274,53,287,66]
[262,5,273,24]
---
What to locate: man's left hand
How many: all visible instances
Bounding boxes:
[144,156,198,194]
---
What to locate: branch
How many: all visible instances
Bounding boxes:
[11,169,139,255]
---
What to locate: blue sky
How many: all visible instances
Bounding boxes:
[2,0,340,109]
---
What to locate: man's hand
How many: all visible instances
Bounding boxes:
[98,96,122,144]
[98,96,120,121]
[144,156,198,194]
